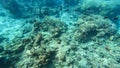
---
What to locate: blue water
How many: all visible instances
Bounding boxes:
[0,0,120,68]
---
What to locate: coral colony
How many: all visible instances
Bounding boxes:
[0,0,120,68]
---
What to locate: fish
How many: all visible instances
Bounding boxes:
[104,16,119,20]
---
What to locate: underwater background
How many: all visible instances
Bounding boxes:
[0,0,120,68]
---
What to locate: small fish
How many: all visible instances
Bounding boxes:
[104,16,109,19]
[113,16,119,20]
[104,16,119,20]
[65,9,69,11]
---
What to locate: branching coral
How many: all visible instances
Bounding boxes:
[74,14,117,42]
[32,16,68,38]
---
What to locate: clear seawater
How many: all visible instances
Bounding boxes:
[0,0,120,68]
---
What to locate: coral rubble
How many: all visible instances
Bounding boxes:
[0,0,120,68]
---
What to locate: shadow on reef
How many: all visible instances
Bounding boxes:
[0,44,23,68]
[0,0,22,18]
[0,56,10,68]
[0,46,10,68]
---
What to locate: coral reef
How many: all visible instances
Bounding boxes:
[74,14,117,42]
[0,0,120,68]
[32,16,68,38]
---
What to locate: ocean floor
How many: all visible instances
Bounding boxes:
[0,0,120,68]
